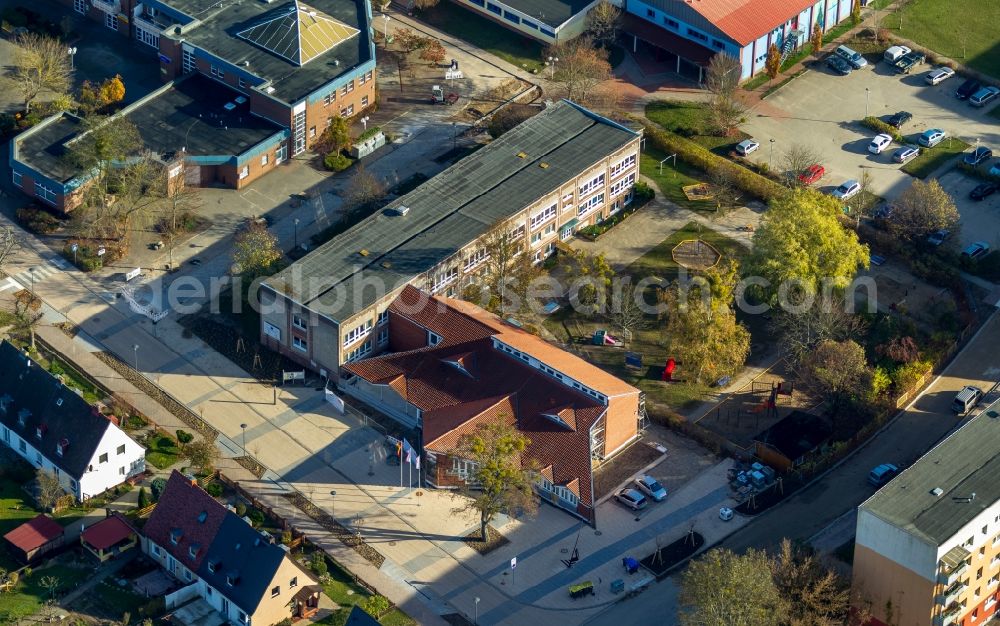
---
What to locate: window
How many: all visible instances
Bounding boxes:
[271,585,280,598]
[290,577,298,588]
[646,8,654,17]
[361,95,369,107]
[522,19,537,29]
[293,315,308,330]
[451,458,479,478]
[611,172,636,198]
[12,171,22,187]
[74,0,86,14]
[529,203,557,230]
[539,28,555,38]
[345,341,371,362]
[610,154,637,178]
[686,28,708,41]
[117,444,126,455]
[34,181,57,205]
[152,545,161,556]
[340,81,354,96]
[119,466,125,475]
[309,126,316,139]
[560,191,574,212]
[463,248,489,271]
[487,2,501,15]
[276,144,288,164]
[340,104,354,117]
[531,231,542,245]
[293,336,308,352]
[469,0,484,6]
[207,587,213,596]
[377,327,388,345]
[135,26,159,48]
[377,310,389,326]
[509,224,525,240]
[210,65,225,79]
[663,17,678,29]
[543,223,556,236]
[579,173,605,197]
[239,165,249,180]
[105,11,118,30]
[182,49,196,74]
[343,320,373,347]
[18,439,25,453]
[431,267,458,293]
[99,453,109,464]
[578,193,605,217]
[324,93,333,106]
[503,10,519,23]
[238,611,247,623]
[261,154,269,167]
[428,332,442,346]
[359,71,371,85]
[978,567,984,580]
[712,40,725,50]
[238,77,246,88]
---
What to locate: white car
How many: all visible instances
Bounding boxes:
[719,507,735,521]
[735,139,760,156]
[868,134,893,154]
[893,147,918,163]
[919,128,946,148]
[831,179,861,201]
[925,66,955,85]
[633,475,668,502]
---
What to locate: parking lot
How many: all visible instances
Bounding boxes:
[935,169,1000,250]
[743,56,1000,246]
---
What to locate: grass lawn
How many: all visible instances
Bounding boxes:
[0,476,40,571]
[628,221,748,282]
[4,560,92,620]
[307,552,415,626]
[145,435,182,469]
[901,138,971,178]
[640,150,715,213]
[645,101,749,152]
[415,2,544,72]
[881,0,1000,79]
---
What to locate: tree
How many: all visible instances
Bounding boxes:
[888,179,959,242]
[661,260,751,385]
[781,143,823,186]
[161,170,204,267]
[704,53,747,136]
[39,575,59,602]
[610,281,645,346]
[184,439,219,474]
[746,190,868,306]
[770,539,852,626]
[802,339,870,415]
[35,469,63,511]
[876,336,920,364]
[466,221,540,316]
[811,23,823,53]
[418,39,446,65]
[708,166,742,213]
[851,0,862,25]
[310,551,328,578]
[765,44,782,80]
[546,37,612,104]
[394,28,430,56]
[678,548,784,626]
[487,104,539,139]
[586,0,622,48]
[452,421,537,542]
[361,595,391,619]
[561,248,614,314]
[11,33,73,113]
[137,486,149,509]
[11,290,43,351]
[0,226,22,278]
[847,170,875,218]
[773,305,868,366]
[232,222,282,281]
[316,116,351,155]
[343,165,387,218]
[98,74,126,108]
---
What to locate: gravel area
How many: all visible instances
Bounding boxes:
[285,492,386,568]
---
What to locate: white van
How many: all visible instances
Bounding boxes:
[952,385,983,414]
[835,45,868,69]
[884,45,911,63]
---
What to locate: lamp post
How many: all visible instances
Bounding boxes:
[240,423,247,455]
[865,87,870,118]
[546,56,559,79]
[768,138,775,171]
[381,14,391,40]
[474,597,480,625]
[28,267,35,298]
[361,115,370,131]
[67,47,77,70]
[132,344,139,372]
[293,218,300,249]
[330,490,337,518]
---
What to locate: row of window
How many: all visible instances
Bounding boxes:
[642,8,726,51]
[1,427,80,491]
[578,192,604,218]
[343,319,373,347]
[610,153,637,179]
[463,247,489,271]
[579,173,605,198]
[345,340,372,362]
[610,173,636,198]
[466,0,554,36]
[430,267,458,293]
[529,203,556,230]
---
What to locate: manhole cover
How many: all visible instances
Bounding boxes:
[416,491,423,497]
[560,548,569,554]
[594,530,603,536]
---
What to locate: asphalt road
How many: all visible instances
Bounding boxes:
[585,310,1000,626]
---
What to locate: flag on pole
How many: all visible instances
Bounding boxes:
[405,446,413,465]
[396,440,402,460]
[415,454,420,470]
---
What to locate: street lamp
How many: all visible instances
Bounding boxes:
[67,47,77,70]
[330,490,337,518]
[768,138,775,171]
[474,597,480,625]
[865,87,870,118]
[28,267,35,297]
[132,344,139,372]
[546,56,559,79]
[360,115,370,131]
[381,14,391,40]
[293,218,300,249]
[240,423,247,455]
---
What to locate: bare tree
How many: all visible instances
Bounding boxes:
[708,167,742,213]
[546,37,613,104]
[610,282,645,346]
[466,221,539,316]
[781,143,823,186]
[160,170,204,268]
[0,226,23,278]
[704,54,747,136]
[10,33,73,113]
[35,469,63,511]
[773,304,868,366]
[11,290,43,350]
[847,170,875,218]
[344,165,387,219]
[586,1,622,49]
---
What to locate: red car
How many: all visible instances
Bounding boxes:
[798,164,826,185]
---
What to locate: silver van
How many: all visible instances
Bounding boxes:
[952,385,983,414]
[835,45,868,69]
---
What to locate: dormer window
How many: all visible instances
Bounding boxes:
[35,425,44,439]
[57,438,69,457]
[208,559,220,573]
[428,332,442,346]
[170,529,183,545]
[17,408,29,427]
[226,572,239,587]
[542,413,570,428]
[188,543,200,559]
[55,398,63,407]
[197,511,207,524]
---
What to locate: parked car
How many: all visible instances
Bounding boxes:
[873,204,894,220]
[868,134,893,154]
[886,111,912,128]
[970,183,997,201]
[962,241,991,259]
[615,488,648,511]
[925,66,955,85]
[990,162,1000,177]
[965,146,994,166]
[834,44,867,69]
[826,55,853,75]
[918,128,946,147]
[798,164,826,184]
[633,475,668,502]
[719,507,735,521]
[956,78,982,99]
[883,45,911,63]
[952,385,983,414]
[831,179,861,201]
[892,51,926,74]
[927,229,950,246]
[969,86,1000,107]
[893,146,919,163]
[735,139,760,156]
[868,463,899,487]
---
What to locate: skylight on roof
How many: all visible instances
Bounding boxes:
[236,0,360,67]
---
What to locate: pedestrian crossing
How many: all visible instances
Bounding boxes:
[6,263,62,292]
[0,277,21,293]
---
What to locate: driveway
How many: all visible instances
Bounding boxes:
[742,59,1000,207]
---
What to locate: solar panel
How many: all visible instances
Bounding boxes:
[236,0,359,67]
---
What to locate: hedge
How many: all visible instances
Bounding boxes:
[16,205,63,234]
[861,116,904,143]
[641,122,787,202]
[323,152,353,172]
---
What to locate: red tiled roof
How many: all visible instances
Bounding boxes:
[683,0,811,46]
[390,286,496,346]
[81,515,134,551]
[143,471,229,570]
[4,515,63,552]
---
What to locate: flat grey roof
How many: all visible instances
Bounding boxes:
[126,74,284,159]
[166,0,372,103]
[14,114,83,184]
[497,0,596,28]
[860,404,1000,546]
[264,100,638,322]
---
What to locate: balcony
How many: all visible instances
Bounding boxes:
[91,0,118,12]
[940,580,967,605]
[132,4,169,31]
[939,546,971,585]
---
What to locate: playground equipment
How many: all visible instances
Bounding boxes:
[592,329,623,346]
[568,581,595,599]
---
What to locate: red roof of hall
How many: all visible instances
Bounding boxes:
[4,514,63,551]
[684,0,814,46]
[81,515,135,551]
[143,471,229,570]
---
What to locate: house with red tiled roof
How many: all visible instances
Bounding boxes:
[341,286,644,525]
[3,514,64,563]
[623,0,859,81]
[143,472,319,626]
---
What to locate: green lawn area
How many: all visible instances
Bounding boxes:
[415,2,544,72]
[306,552,415,626]
[145,435,182,469]
[628,221,748,282]
[3,560,92,620]
[901,138,971,178]
[881,0,1000,79]
[640,150,715,213]
[645,101,748,152]
[0,476,40,571]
